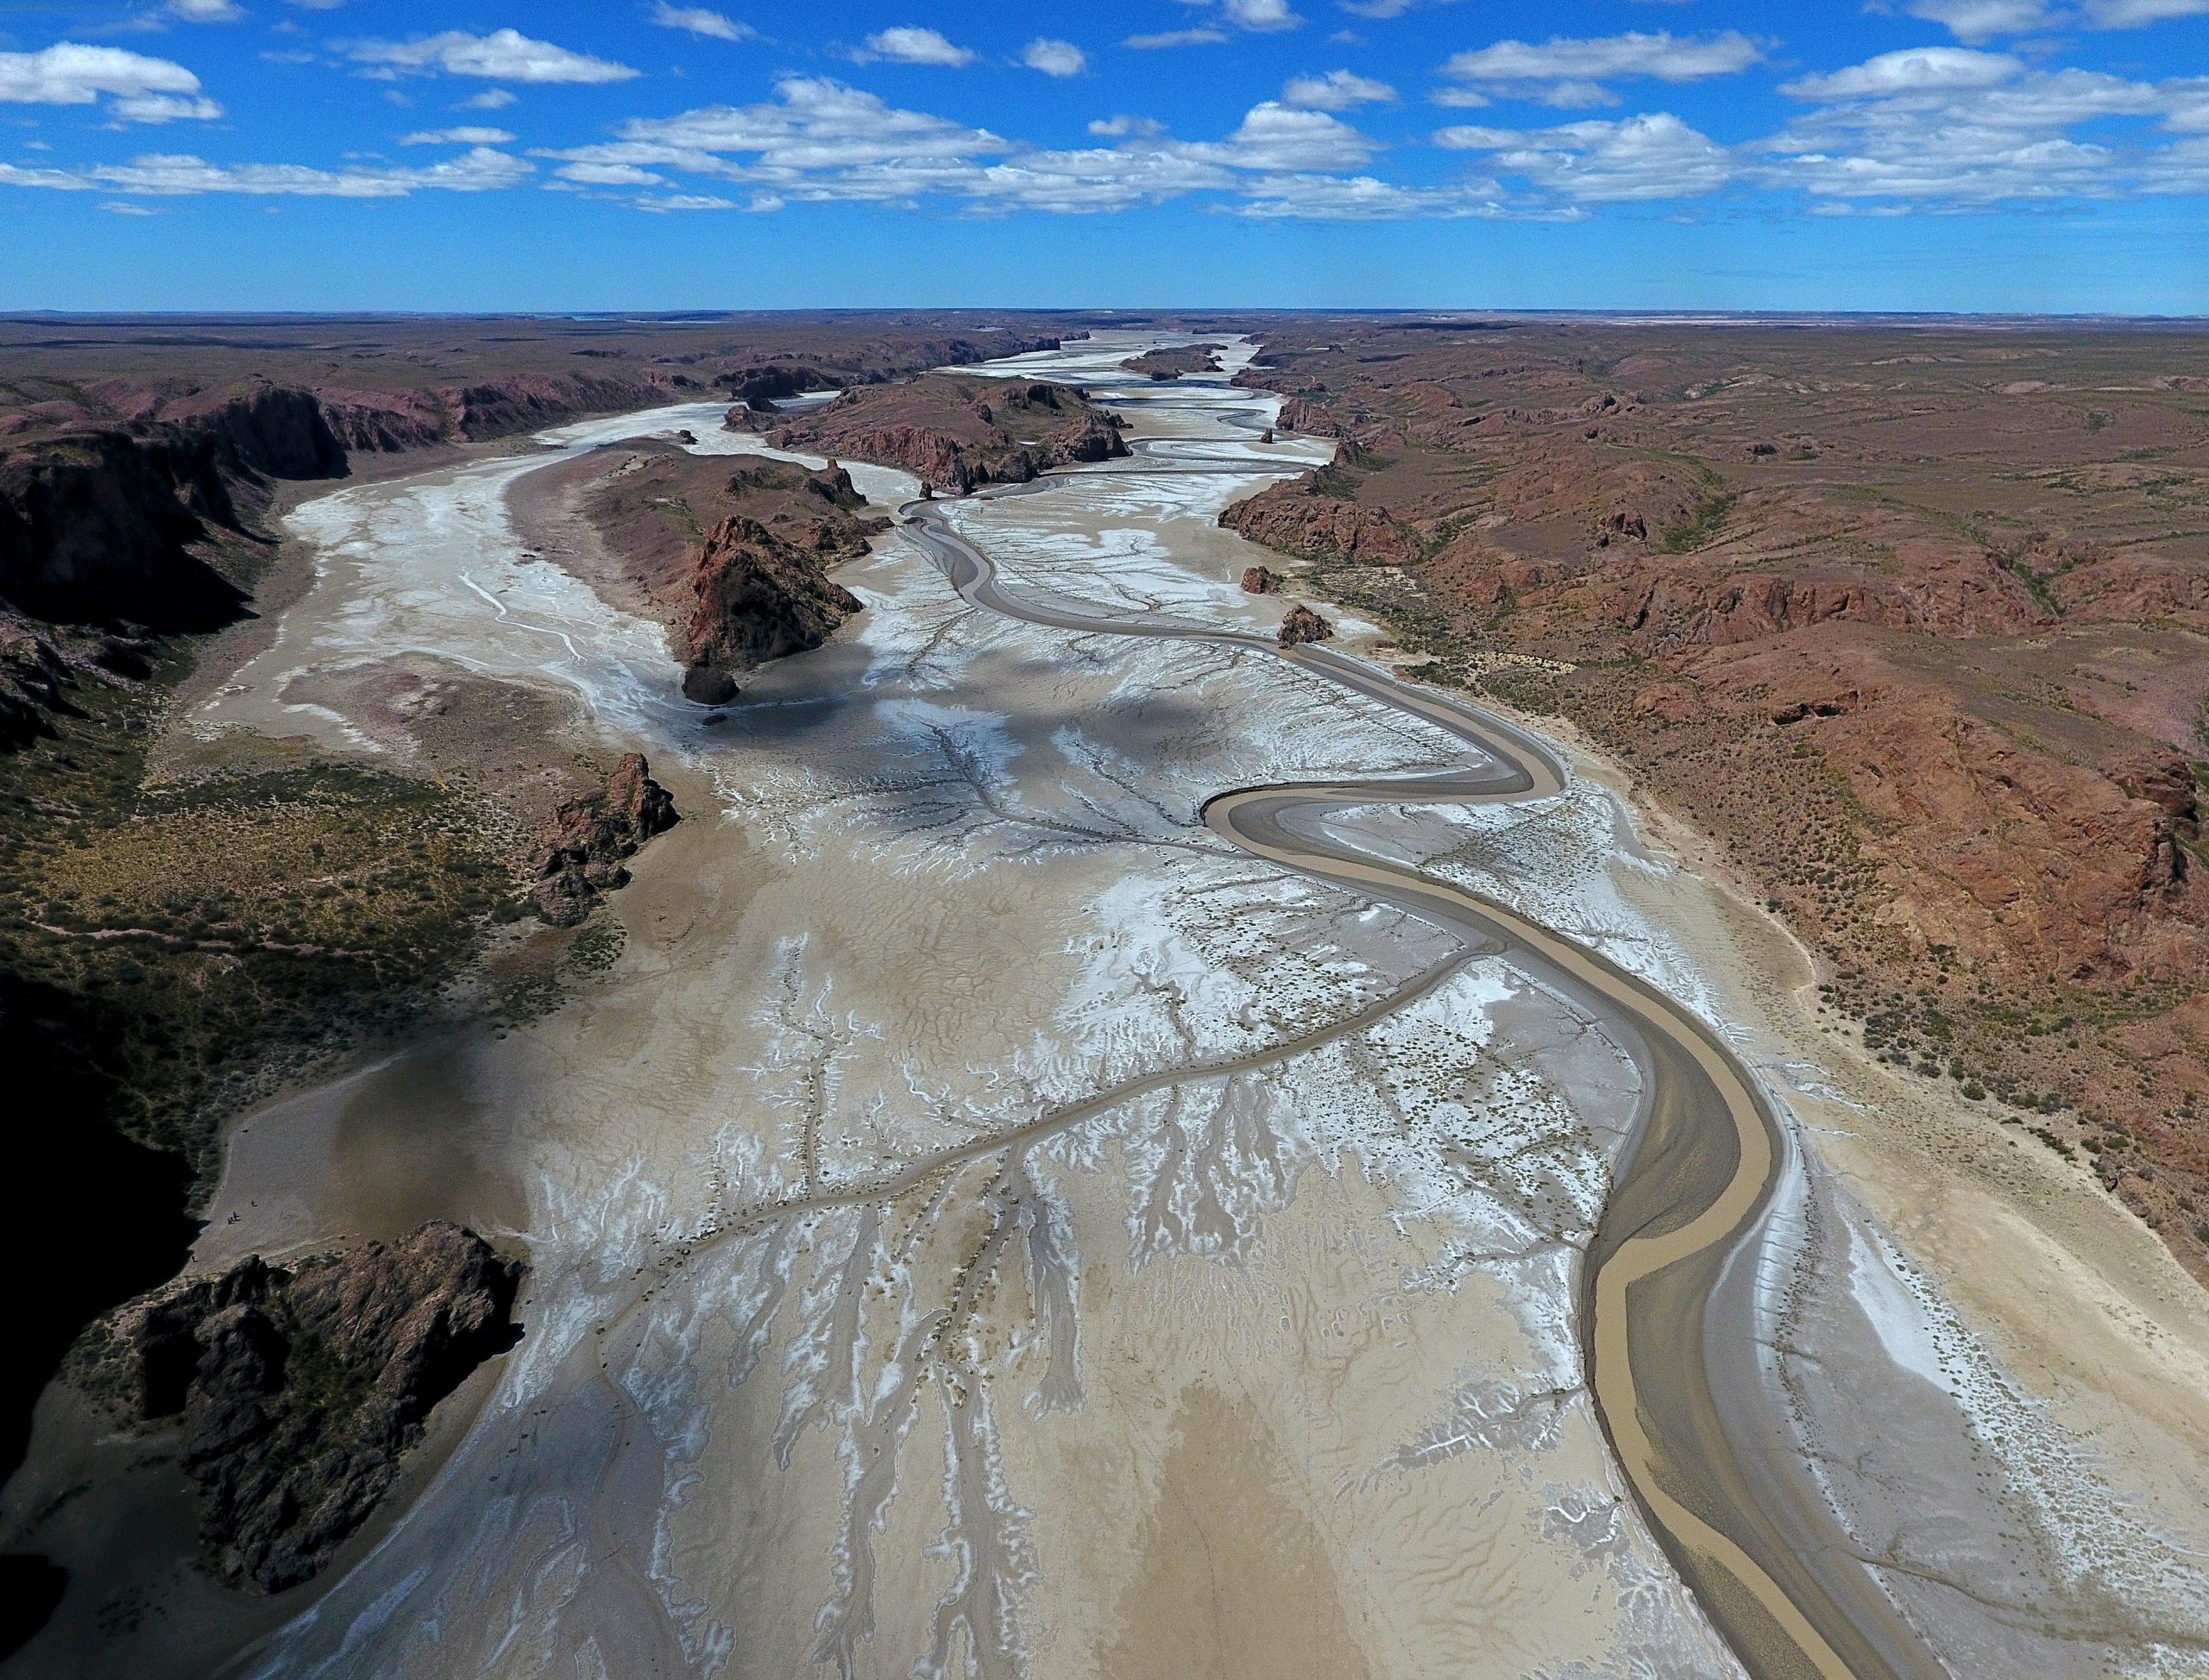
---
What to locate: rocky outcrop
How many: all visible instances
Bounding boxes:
[1219,474,1421,566]
[1122,343,1225,381]
[88,1223,522,1592]
[1241,565,1280,594]
[0,617,72,749]
[1278,604,1335,646]
[0,387,350,635]
[680,506,867,705]
[532,752,680,924]
[751,377,1128,495]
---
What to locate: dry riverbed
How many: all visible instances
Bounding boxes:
[6,335,2208,1680]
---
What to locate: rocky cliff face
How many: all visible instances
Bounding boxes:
[532,752,681,925]
[0,385,350,636]
[1224,316,2209,1278]
[1219,472,1421,566]
[681,514,866,705]
[85,1222,522,1592]
[749,376,1128,494]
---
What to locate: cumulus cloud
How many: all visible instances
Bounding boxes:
[1436,110,1734,201]
[1123,28,1228,49]
[1902,0,2057,41]
[1763,59,2205,203]
[0,43,223,123]
[2083,0,2209,22]
[534,75,1394,216]
[0,145,530,198]
[1022,39,1086,77]
[651,4,755,42]
[1233,171,1496,218]
[1282,69,1394,109]
[1438,30,1764,107]
[170,0,246,22]
[1134,0,1299,41]
[1781,47,2022,101]
[858,27,975,66]
[349,29,639,84]
[1906,0,2209,29]
[1218,100,1375,168]
[400,125,515,145]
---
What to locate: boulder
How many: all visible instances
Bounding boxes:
[1241,565,1280,595]
[1278,604,1335,647]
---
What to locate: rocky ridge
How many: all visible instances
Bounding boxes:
[1223,316,2209,1275]
[79,1222,522,1592]
[1121,343,1225,381]
[743,375,1128,494]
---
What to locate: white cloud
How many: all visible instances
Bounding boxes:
[1781,47,2021,101]
[170,0,246,22]
[1224,0,1303,29]
[557,160,664,185]
[1439,31,1764,105]
[1282,68,1394,109]
[115,93,227,122]
[2085,0,2209,22]
[1123,28,1228,48]
[1022,38,1086,77]
[1217,100,1374,168]
[1761,62,2204,203]
[1436,110,1734,201]
[535,77,1394,217]
[1087,114,1166,137]
[349,29,639,84]
[101,199,159,214]
[1901,0,2209,35]
[859,27,975,66]
[458,88,516,110]
[400,125,515,145]
[0,43,223,123]
[0,144,530,197]
[1903,0,2057,41]
[1233,171,1495,217]
[651,4,754,42]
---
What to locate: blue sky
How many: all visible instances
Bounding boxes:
[3,1,2207,311]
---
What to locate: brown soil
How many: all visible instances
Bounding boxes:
[1227,316,2209,1280]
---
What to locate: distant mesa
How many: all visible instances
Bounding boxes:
[737,375,1127,497]
[1120,343,1226,381]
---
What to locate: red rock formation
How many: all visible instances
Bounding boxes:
[681,513,865,704]
[754,376,1128,495]
[1221,474,1420,565]
[92,1223,522,1592]
[1241,565,1280,594]
[532,752,680,924]
[1278,604,1335,646]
